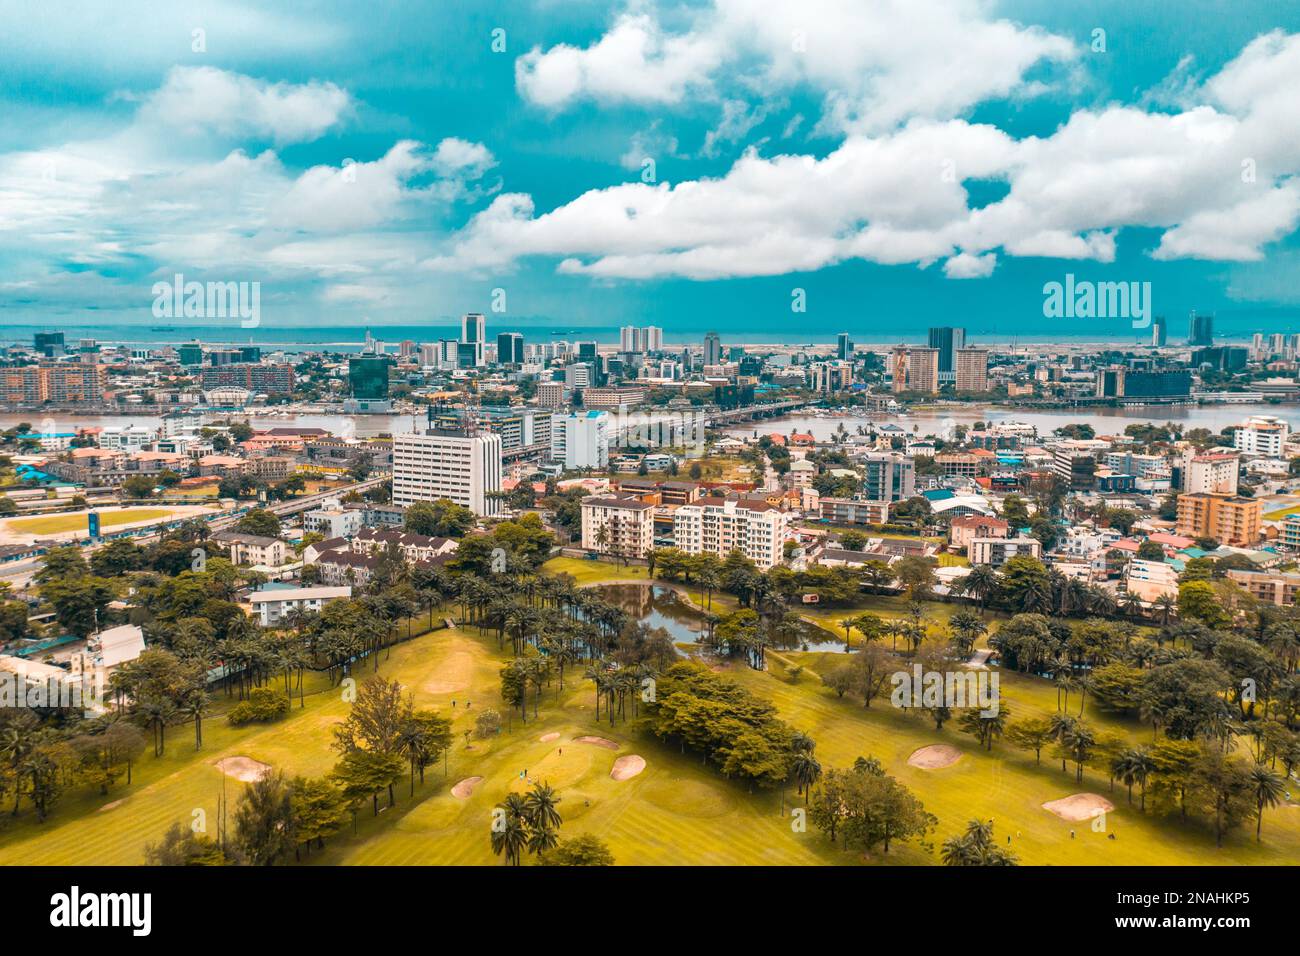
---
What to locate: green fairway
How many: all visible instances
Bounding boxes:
[5,508,176,535]
[5,559,1299,865]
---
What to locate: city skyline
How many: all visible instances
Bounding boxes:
[4,2,1300,337]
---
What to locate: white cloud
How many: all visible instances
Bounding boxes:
[516,0,1077,134]
[438,29,1300,280]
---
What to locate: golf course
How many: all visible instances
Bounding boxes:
[3,555,1298,866]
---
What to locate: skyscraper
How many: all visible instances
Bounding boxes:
[891,346,940,394]
[1152,318,1167,347]
[703,331,722,366]
[836,332,854,360]
[460,312,486,366]
[496,332,524,365]
[954,347,989,392]
[393,430,502,516]
[927,327,966,383]
[1188,310,1214,346]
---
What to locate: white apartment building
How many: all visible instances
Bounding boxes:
[580,495,655,558]
[969,535,1042,567]
[550,410,609,471]
[248,586,352,626]
[1234,415,1289,458]
[673,499,789,570]
[211,531,289,568]
[99,424,156,451]
[392,431,502,516]
[1183,450,1239,496]
[303,506,364,539]
[1126,558,1180,602]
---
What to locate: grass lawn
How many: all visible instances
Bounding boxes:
[1263,501,1300,520]
[7,558,1298,865]
[5,508,176,536]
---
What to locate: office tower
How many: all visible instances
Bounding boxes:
[460,312,486,366]
[392,430,502,516]
[619,326,638,352]
[891,346,940,394]
[1188,310,1214,346]
[537,380,567,408]
[703,331,722,366]
[496,332,524,365]
[1251,332,1264,359]
[1152,318,1167,347]
[348,355,391,400]
[419,343,440,366]
[927,326,966,382]
[1095,367,1192,399]
[646,327,663,351]
[34,331,64,357]
[954,347,990,392]
[836,332,854,360]
[564,363,591,388]
[549,410,610,470]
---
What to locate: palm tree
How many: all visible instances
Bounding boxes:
[178,690,209,750]
[838,617,857,651]
[961,565,999,612]
[1153,593,1177,627]
[490,804,529,866]
[523,781,563,831]
[791,750,822,804]
[1249,764,1286,841]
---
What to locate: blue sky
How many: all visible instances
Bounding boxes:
[3,0,1300,343]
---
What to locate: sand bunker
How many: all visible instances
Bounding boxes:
[451,776,483,799]
[1043,793,1115,822]
[215,756,271,782]
[539,732,560,743]
[907,744,963,769]
[574,736,619,750]
[610,755,646,781]
[98,799,125,813]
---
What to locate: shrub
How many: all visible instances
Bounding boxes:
[228,687,290,726]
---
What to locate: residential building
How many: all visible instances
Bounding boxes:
[211,531,289,567]
[949,515,1009,551]
[673,498,789,569]
[1234,415,1289,457]
[969,536,1042,567]
[550,410,609,470]
[1225,569,1300,606]
[303,506,365,539]
[954,347,989,392]
[1183,451,1239,496]
[248,586,352,626]
[1126,559,1180,602]
[861,452,915,502]
[1175,493,1261,547]
[819,497,891,525]
[392,430,503,516]
[891,346,940,394]
[537,381,567,408]
[351,528,458,564]
[199,364,294,394]
[580,494,656,559]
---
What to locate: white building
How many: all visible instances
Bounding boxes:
[550,410,609,471]
[99,424,156,452]
[673,499,789,570]
[460,313,485,367]
[249,586,352,626]
[1234,415,1289,458]
[969,536,1042,567]
[392,430,502,516]
[303,506,364,539]
[212,531,289,567]
[1126,558,1180,603]
[1183,450,1239,496]
[580,494,655,558]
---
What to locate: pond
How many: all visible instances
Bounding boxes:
[594,583,846,653]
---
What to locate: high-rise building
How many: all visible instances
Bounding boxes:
[927,327,966,382]
[537,380,567,408]
[836,332,854,360]
[178,342,205,366]
[0,364,107,404]
[954,347,989,392]
[1095,367,1192,399]
[496,332,524,365]
[619,326,663,353]
[1188,310,1214,346]
[703,331,722,366]
[34,331,64,357]
[891,346,940,394]
[348,356,391,400]
[200,364,294,394]
[549,410,609,470]
[460,313,486,367]
[1152,318,1167,347]
[1183,451,1239,496]
[392,430,502,516]
[564,363,591,388]
[1234,415,1288,458]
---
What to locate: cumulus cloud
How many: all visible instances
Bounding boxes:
[435,29,1300,280]
[515,0,1077,134]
